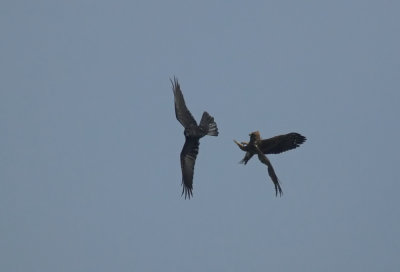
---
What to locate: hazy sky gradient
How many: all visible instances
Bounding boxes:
[1,1,399,271]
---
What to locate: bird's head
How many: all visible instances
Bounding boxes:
[249,131,261,141]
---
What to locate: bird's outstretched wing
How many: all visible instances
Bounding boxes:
[180,137,200,199]
[256,147,283,196]
[170,77,197,128]
[258,132,306,155]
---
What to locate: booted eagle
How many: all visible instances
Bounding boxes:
[234,131,306,196]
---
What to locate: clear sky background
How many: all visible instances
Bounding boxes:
[1,1,399,271]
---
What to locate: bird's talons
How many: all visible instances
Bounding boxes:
[233,140,247,151]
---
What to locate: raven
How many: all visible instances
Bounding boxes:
[171,77,218,199]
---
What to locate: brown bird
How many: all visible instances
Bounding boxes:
[171,77,218,199]
[234,131,306,196]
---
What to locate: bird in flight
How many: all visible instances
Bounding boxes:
[234,131,306,196]
[171,77,219,199]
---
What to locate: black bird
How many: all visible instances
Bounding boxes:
[234,131,306,196]
[171,77,218,199]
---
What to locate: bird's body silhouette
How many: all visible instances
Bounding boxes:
[171,77,218,199]
[234,131,306,196]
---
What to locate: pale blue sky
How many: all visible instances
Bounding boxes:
[1,1,399,271]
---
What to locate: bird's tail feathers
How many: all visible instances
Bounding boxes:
[200,111,219,136]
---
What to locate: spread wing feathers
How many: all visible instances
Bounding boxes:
[256,148,283,196]
[170,77,197,128]
[199,112,219,136]
[180,138,200,199]
[258,132,306,155]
